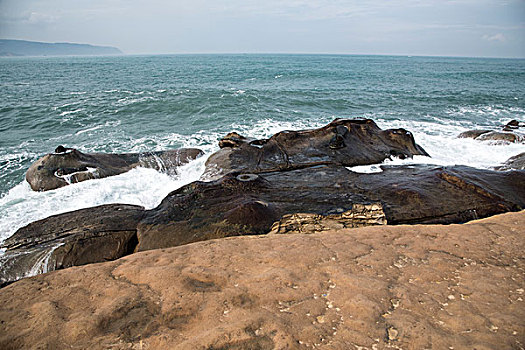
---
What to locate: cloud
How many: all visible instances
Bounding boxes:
[482,33,507,42]
[0,11,58,25]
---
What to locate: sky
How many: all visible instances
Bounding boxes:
[0,0,524,58]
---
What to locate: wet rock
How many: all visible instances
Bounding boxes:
[0,204,144,286]
[476,131,522,143]
[458,129,491,139]
[26,147,204,191]
[458,120,524,143]
[502,119,521,131]
[218,132,254,148]
[0,211,523,349]
[203,118,429,180]
[496,152,525,171]
[136,165,524,251]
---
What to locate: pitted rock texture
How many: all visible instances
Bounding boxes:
[0,211,523,350]
[136,165,525,251]
[26,147,204,191]
[203,118,429,180]
[268,202,387,234]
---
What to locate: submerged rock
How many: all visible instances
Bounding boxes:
[26,147,204,191]
[203,118,429,180]
[0,204,144,286]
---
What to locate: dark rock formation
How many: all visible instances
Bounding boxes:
[496,152,525,171]
[136,165,525,251]
[503,119,522,131]
[0,204,144,286]
[203,118,429,180]
[4,119,525,286]
[26,147,204,191]
[1,211,523,349]
[4,164,523,286]
[458,120,524,143]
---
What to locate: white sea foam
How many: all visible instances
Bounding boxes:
[75,125,103,135]
[59,109,83,117]
[375,118,524,169]
[116,96,155,106]
[53,101,81,110]
[75,120,121,135]
[1,116,523,248]
[0,155,208,245]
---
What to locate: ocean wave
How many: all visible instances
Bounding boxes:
[59,108,83,117]
[115,96,155,106]
[75,120,122,135]
[0,156,209,245]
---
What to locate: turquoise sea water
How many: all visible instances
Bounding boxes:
[0,54,524,241]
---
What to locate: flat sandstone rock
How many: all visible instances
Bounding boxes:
[1,211,524,349]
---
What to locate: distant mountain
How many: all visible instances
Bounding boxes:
[0,39,123,57]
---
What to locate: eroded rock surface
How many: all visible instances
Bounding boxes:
[136,165,525,251]
[1,211,523,350]
[203,118,429,180]
[26,146,204,191]
[4,118,525,286]
[0,204,144,286]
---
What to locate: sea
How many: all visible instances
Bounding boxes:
[1,54,524,245]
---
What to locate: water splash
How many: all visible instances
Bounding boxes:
[0,155,209,245]
[27,243,64,276]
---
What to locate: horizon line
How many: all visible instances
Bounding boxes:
[2,38,524,60]
[3,52,525,60]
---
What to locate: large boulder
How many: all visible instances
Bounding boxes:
[0,204,144,286]
[136,165,525,251]
[203,118,429,180]
[26,146,204,191]
[0,211,523,349]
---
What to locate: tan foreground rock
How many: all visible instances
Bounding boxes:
[1,212,524,350]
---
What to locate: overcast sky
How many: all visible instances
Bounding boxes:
[1,0,524,57]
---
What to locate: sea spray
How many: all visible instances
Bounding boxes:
[0,155,209,246]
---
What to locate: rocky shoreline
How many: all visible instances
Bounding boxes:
[0,211,523,349]
[2,119,524,286]
[0,118,524,348]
